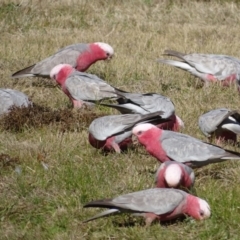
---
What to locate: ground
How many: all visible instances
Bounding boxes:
[1,0,240,239]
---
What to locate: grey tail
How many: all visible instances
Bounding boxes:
[11,64,36,78]
[163,49,186,60]
[83,209,120,223]
[224,149,240,159]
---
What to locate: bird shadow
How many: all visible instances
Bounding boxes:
[112,215,187,228]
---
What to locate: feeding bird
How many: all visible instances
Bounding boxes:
[83,188,210,226]
[88,111,168,153]
[155,161,195,191]
[132,123,240,167]
[198,108,240,144]
[157,49,240,89]
[12,42,114,78]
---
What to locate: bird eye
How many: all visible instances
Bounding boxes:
[106,52,110,56]
[200,211,204,216]
[137,131,142,135]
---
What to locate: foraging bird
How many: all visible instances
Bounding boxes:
[157,49,240,88]
[132,123,240,167]
[100,92,184,131]
[83,188,211,225]
[155,161,195,190]
[50,64,119,108]
[12,42,114,78]
[88,111,168,153]
[0,88,32,115]
[199,108,240,144]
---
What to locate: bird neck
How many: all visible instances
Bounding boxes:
[56,67,74,86]
[139,129,170,162]
[184,195,200,220]
[76,44,106,71]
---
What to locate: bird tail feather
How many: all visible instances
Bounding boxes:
[83,209,120,223]
[11,64,36,78]
[156,59,193,71]
[163,49,186,59]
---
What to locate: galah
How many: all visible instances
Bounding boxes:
[157,49,240,88]
[199,108,240,144]
[12,42,114,78]
[132,123,240,167]
[83,188,210,226]
[88,111,168,153]
[0,88,32,115]
[50,64,119,108]
[100,92,184,131]
[155,161,195,190]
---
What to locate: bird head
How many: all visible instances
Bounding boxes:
[132,123,157,137]
[94,42,114,60]
[197,198,211,220]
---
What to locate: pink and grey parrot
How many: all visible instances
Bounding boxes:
[132,123,240,167]
[155,161,195,190]
[157,50,240,88]
[12,42,114,78]
[0,88,32,115]
[199,108,240,144]
[100,92,184,132]
[50,64,121,108]
[83,188,210,226]
[88,111,168,153]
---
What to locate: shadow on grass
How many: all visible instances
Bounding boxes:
[0,104,105,132]
[112,215,187,228]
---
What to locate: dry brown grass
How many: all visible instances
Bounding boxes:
[1,0,240,239]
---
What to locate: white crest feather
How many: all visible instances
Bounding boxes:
[165,163,182,187]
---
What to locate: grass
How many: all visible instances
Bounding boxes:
[1,0,240,239]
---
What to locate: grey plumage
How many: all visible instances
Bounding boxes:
[100,92,175,118]
[157,49,240,83]
[89,111,165,141]
[160,130,240,167]
[0,88,32,115]
[12,43,90,78]
[65,71,117,102]
[198,108,240,137]
[83,188,186,223]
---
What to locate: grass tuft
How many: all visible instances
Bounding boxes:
[0,104,105,133]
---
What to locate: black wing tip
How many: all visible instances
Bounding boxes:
[11,64,36,78]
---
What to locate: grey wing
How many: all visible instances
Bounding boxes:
[31,44,89,76]
[184,54,238,80]
[161,131,229,162]
[66,74,116,101]
[89,114,143,140]
[198,108,232,136]
[123,93,175,118]
[112,188,186,215]
[147,95,175,118]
